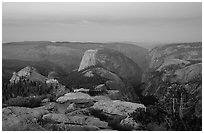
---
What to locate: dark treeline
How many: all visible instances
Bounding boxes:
[2,77,54,103]
[60,70,108,90]
[131,80,202,131]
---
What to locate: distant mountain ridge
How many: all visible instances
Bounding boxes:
[2,41,148,67]
[3,41,149,83]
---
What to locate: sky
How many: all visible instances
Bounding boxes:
[2,2,202,43]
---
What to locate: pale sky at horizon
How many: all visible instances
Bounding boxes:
[2,2,202,43]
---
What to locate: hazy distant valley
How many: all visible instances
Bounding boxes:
[2,41,148,82]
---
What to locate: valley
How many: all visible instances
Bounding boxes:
[2,41,202,131]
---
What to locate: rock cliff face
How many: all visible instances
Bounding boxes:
[142,42,202,119]
[148,42,201,71]
[78,48,142,86]
[78,49,98,71]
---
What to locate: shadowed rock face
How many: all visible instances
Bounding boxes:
[143,42,202,96]
[81,67,140,103]
[78,48,143,87]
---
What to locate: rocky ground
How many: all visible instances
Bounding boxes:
[3,88,145,131]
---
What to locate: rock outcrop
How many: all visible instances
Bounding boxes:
[10,66,47,84]
[2,106,49,131]
[81,67,140,103]
[78,48,142,86]
[3,80,146,131]
[56,92,94,104]
[42,113,108,129]
[119,116,141,130]
[92,100,145,116]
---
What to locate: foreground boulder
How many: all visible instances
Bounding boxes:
[55,93,94,114]
[56,92,94,104]
[90,100,145,130]
[92,100,145,116]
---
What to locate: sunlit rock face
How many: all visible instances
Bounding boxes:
[78,49,98,71]
[92,100,146,116]
[78,48,143,87]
